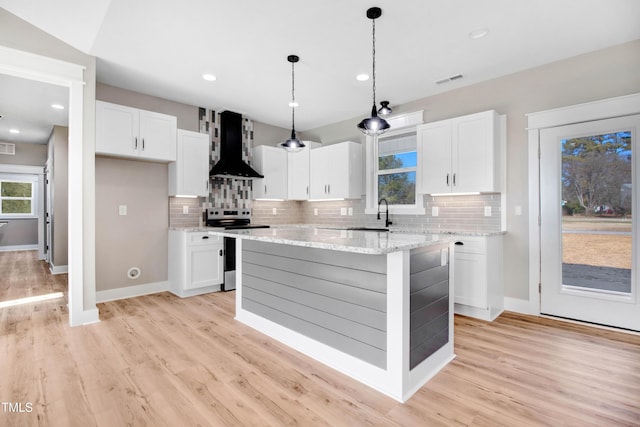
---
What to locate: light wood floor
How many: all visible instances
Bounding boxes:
[0,278,639,425]
[0,250,66,302]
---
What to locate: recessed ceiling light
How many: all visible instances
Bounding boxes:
[9,129,20,134]
[468,28,490,39]
[356,74,370,81]
[51,103,65,110]
[288,101,299,107]
[202,73,217,81]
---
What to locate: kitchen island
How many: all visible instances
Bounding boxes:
[208,227,454,402]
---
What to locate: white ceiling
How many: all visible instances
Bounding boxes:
[1,0,639,137]
[0,74,69,144]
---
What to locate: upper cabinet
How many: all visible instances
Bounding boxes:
[309,141,362,200]
[96,100,177,162]
[253,145,288,200]
[169,129,210,197]
[417,110,503,194]
[287,142,319,200]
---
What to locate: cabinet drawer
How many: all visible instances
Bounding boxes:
[452,236,486,254]
[187,232,221,246]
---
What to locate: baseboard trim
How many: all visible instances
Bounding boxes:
[0,244,38,252]
[504,297,539,315]
[49,263,68,275]
[96,281,169,303]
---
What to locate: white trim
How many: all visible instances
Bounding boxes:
[0,165,44,174]
[49,263,68,275]
[0,244,38,252]
[96,281,169,303]
[527,92,640,317]
[527,93,640,130]
[0,45,85,86]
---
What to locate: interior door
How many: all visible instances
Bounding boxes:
[540,115,639,331]
[45,164,52,264]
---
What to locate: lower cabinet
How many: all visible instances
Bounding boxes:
[453,235,503,321]
[169,230,223,297]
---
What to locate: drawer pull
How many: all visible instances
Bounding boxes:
[202,236,209,240]
[454,241,464,245]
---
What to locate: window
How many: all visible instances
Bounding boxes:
[377,132,417,205]
[0,179,35,216]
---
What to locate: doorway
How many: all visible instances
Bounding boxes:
[539,114,639,331]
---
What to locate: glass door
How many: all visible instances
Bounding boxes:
[540,115,639,331]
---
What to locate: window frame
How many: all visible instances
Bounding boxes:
[0,176,37,218]
[365,111,425,215]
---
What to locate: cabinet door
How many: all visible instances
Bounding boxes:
[96,101,139,157]
[186,244,223,289]
[253,146,287,199]
[288,146,310,200]
[418,121,452,194]
[170,130,209,196]
[309,146,329,199]
[326,143,350,199]
[138,109,177,161]
[453,111,496,193]
[454,251,487,308]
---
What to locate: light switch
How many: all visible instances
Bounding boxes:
[118,205,127,216]
[431,206,439,217]
[314,208,318,216]
[340,207,347,216]
[182,205,189,214]
[515,205,522,216]
[272,207,277,215]
[348,207,353,216]
[484,206,492,216]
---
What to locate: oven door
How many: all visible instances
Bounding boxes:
[223,236,236,291]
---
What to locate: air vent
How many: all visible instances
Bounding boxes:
[0,143,16,155]
[435,74,464,85]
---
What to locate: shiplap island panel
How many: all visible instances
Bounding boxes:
[209,226,454,402]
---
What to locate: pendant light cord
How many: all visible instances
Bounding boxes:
[371,17,376,107]
[291,60,296,133]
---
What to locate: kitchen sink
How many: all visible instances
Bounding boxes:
[345,227,389,232]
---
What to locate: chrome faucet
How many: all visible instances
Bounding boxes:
[377,198,392,228]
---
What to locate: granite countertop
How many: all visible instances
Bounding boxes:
[274,223,506,237]
[169,226,224,232]
[208,226,451,255]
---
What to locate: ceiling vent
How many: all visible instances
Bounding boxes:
[435,74,464,85]
[0,143,16,155]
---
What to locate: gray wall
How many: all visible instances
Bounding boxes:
[95,157,168,291]
[304,39,640,302]
[253,120,311,147]
[0,142,47,166]
[48,125,68,267]
[0,219,38,248]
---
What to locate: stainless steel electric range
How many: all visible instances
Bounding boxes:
[206,208,269,291]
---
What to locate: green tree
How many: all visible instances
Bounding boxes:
[378,155,415,204]
[562,132,631,216]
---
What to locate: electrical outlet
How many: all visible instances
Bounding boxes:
[431,206,439,217]
[314,208,318,216]
[484,206,492,216]
[348,207,353,216]
[515,205,522,216]
[272,207,277,215]
[182,205,189,214]
[340,207,347,216]
[118,205,127,216]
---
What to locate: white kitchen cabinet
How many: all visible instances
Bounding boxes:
[418,110,502,194]
[309,141,362,200]
[287,141,319,200]
[169,230,223,297]
[96,100,177,162]
[168,129,210,197]
[453,235,503,321]
[253,145,288,199]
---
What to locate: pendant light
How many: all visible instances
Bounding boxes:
[357,7,390,135]
[280,54,306,152]
[378,100,392,116]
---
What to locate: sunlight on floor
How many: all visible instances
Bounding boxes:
[0,292,64,308]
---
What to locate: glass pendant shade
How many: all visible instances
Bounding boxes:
[358,104,390,135]
[280,54,306,152]
[378,100,392,115]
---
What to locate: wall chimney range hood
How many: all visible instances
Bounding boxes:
[209,110,263,179]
